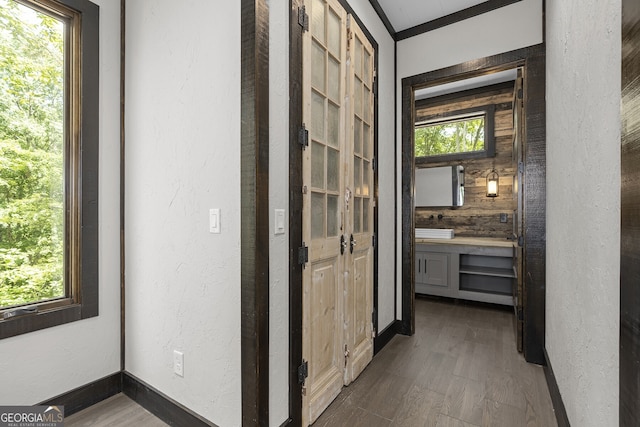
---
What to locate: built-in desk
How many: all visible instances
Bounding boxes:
[415,237,516,306]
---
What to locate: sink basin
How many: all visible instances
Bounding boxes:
[415,228,455,239]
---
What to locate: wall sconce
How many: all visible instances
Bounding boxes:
[486,169,499,197]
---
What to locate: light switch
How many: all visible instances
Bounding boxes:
[209,208,221,233]
[275,209,285,235]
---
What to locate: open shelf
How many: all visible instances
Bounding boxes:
[459,265,516,278]
[459,273,512,296]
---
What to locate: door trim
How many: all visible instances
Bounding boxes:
[241,0,270,424]
[400,44,547,364]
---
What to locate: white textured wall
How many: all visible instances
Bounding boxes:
[0,0,121,404]
[125,1,241,426]
[395,0,543,318]
[546,1,620,425]
[269,0,290,424]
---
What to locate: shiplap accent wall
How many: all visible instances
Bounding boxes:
[414,83,516,237]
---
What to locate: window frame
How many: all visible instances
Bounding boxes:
[414,104,495,165]
[0,0,99,339]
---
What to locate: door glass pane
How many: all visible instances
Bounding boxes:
[328,57,340,102]
[363,123,370,158]
[354,118,362,155]
[364,50,371,86]
[311,0,325,44]
[311,142,325,189]
[311,192,325,239]
[327,195,338,237]
[354,79,362,118]
[363,161,370,196]
[363,87,370,122]
[363,198,369,232]
[312,41,326,93]
[353,197,361,233]
[327,9,340,57]
[328,102,340,148]
[354,156,362,195]
[311,92,325,141]
[327,147,339,191]
[354,37,362,77]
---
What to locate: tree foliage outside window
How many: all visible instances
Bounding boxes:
[0,0,65,308]
[415,115,485,158]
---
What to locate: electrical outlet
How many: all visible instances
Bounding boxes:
[173,350,184,377]
[500,213,508,223]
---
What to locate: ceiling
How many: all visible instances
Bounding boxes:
[375,0,489,32]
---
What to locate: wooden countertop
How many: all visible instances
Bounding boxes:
[415,236,516,248]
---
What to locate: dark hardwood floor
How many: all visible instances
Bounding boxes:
[313,297,557,427]
[64,298,556,426]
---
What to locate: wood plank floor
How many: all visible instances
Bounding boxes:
[65,393,167,426]
[313,297,558,427]
[64,297,557,426]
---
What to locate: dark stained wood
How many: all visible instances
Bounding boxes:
[40,372,122,418]
[241,0,270,425]
[395,0,523,42]
[621,0,640,424]
[414,84,516,238]
[543,350,570,427]
[367,0,395,37]
[122,373,216,427]
[401,45,547,365]
[120,0,126,373]
[521,46,545,365]
[374,320,400,354]
[288,1,304,426]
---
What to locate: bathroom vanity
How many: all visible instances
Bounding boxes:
[415,237,516,306]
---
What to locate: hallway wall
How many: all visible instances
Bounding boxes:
[0,0,122,405]
[546,0,621,425]
[124,1,242,425]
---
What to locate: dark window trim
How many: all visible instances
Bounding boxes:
[0,0,99,340]
[414,104,496,165]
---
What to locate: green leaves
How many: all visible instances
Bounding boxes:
[415,116,485,158]
[0,0,65,308]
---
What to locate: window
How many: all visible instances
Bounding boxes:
[414,105,495,163]
[0,0,98,339]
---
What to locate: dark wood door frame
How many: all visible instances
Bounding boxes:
[400,45,547,365]
[620,0,640,422]
[241,0,270,425]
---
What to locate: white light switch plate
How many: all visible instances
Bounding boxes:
[209,209,220,234]
[275,209,285,235]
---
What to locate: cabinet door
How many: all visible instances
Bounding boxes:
[423,252,449,287]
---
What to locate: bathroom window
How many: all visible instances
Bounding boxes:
[0,0,99,338]
[415,105,495,163]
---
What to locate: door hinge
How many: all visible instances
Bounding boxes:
[344,344,350,366]
[517,307,524,322]
[298,359,308,385]
[372,308,377,328]
[298,6,309,32]
[298,243,309,267]
[373,76,378,96]
[517,87,523,100]
[518,235,524,247]
[299,124,309,149]
[372,157,376,171]
[518,161,524,174]
[372,234,376,248]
